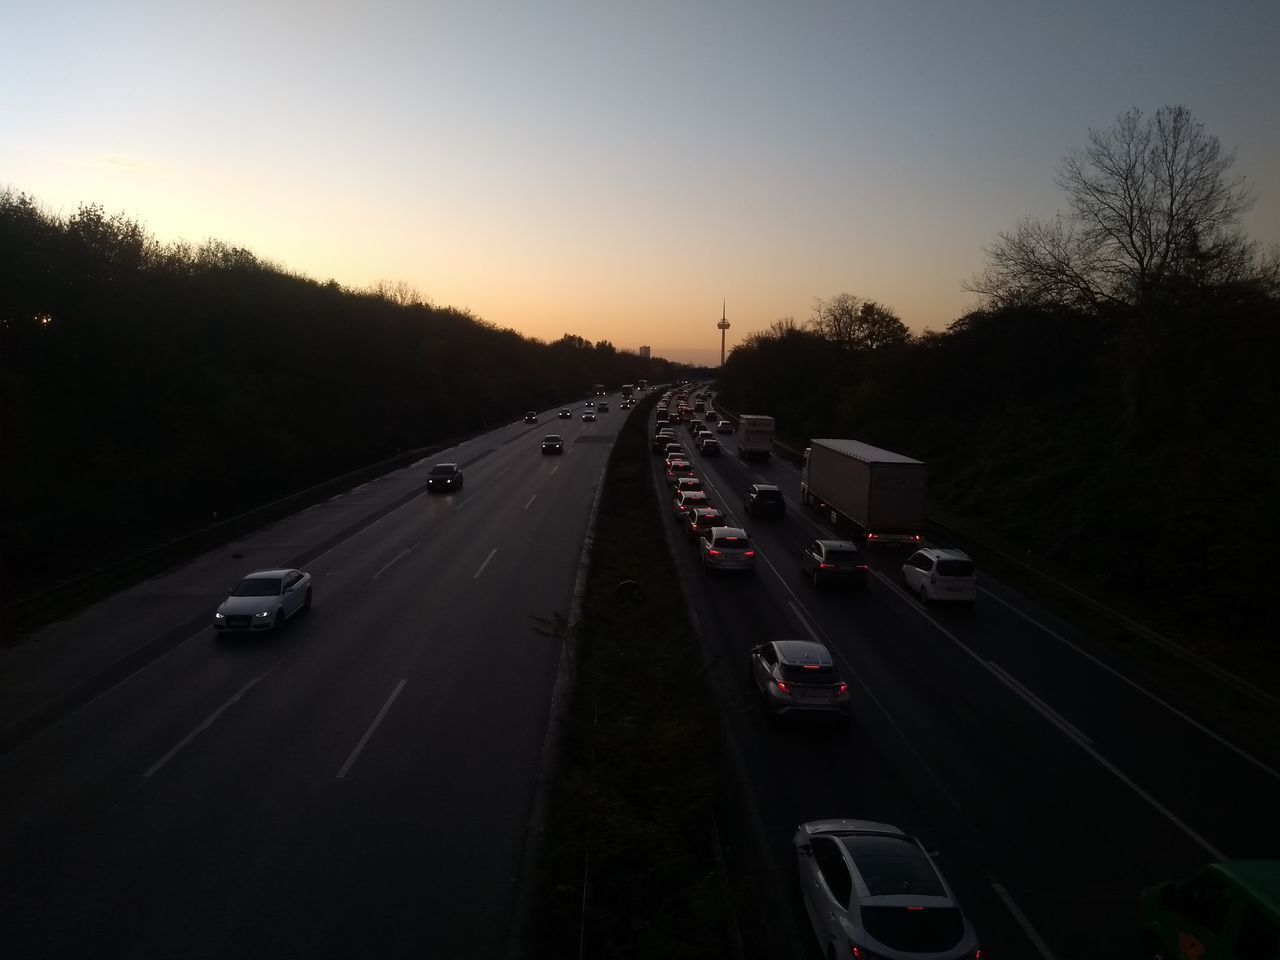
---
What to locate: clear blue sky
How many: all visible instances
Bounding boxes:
[4,0,1277,363]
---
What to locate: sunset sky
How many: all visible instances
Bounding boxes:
[5,0,1278,364]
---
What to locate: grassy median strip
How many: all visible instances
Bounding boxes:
[530,399,736,959]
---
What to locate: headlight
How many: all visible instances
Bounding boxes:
[254,610,272,619]
[214,612,225,620]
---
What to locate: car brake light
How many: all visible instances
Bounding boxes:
[775,680,790,695]
[707,549,721,556]
[837,682,849,695]
[744,550,755,558]
[803,664,820,670]
[819,562,834,570]
[856,564,868,571]
[866,533,879,540]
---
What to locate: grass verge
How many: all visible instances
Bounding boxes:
[529,396,743,959]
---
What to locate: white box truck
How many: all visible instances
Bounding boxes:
[735,415,775,461]
[800,439,926,544]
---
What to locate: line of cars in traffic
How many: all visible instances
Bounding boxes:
[654,388,986,960]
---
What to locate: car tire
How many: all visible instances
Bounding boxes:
[302,588,312,614]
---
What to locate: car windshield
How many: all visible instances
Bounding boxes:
[544,436,561,442]
[430,464,457,476]
[232,577,282,597]
[937,559,975,577]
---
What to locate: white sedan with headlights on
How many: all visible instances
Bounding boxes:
[214,568,312,634]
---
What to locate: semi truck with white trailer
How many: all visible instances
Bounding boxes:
[800,439,926,544]
[735,415,775,461]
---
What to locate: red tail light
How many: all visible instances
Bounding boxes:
[819,562,834,570]
[744,550,755,558]
[775,680,791,695]
[803,663,820,670]
[866,533,879,540]
[837,682,849,695]
[856,564,868,572]
[707,549,721,556]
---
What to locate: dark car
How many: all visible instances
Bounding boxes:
[699,438,721,457]
[524,411,538,424]
[801,539,868,589]
[541,434,564,455]
[427,462,463,492]
[745,483,785,518]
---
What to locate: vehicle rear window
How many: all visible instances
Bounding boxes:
[844,838,946,897]
[756,489,782,502]
[860,906,964,953]
[936,560,975,577]
[780,664,836,683]
[825,549,861,563]
[715,536,749,548]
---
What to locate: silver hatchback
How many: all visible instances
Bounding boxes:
[793,820,981,960]
[697,526,755,574]
[748,639,850,717]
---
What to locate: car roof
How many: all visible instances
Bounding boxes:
[750,483,781,492]
[711,526,748,539]
[432,462,459,470]
[241,568,294,579]
[691,507,723,517]
[543,434,562,440]
[919,547,971,562]
[773,639,833,667]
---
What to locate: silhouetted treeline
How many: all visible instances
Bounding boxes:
[717,284,1280,675]
[0,190,682,598]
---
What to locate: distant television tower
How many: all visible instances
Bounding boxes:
[717,301,730,366]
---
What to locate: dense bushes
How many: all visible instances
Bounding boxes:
[716,290,1280,677]
[0,190,681,597]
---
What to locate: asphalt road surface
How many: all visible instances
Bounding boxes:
[657,404,1280,960]
[0,398,624,958]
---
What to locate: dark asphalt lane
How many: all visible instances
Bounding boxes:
[659,409,1280,960]
[0,398,625,958]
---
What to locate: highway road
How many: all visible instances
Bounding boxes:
[0,398,624,958]
[657,401,1280,959]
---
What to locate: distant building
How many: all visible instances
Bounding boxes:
[639,345,651,359]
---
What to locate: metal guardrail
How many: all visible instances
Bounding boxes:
[1,442,447,638]
[709,395,1278,707]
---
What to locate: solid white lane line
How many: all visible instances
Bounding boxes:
[550,465,559,475]
[990,881,1059,960]
[500,466,511,477]
[474,548,497,579]
[371,547,412,582]
[524,494,537,510]
[874,570,1226,860]
[980,586,1280,782]
[144,660,283,778]
[337,679,406,779]
[987,662,1092,745]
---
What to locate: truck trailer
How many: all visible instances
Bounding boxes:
[800,439,926,544]
[735,415,775,461]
